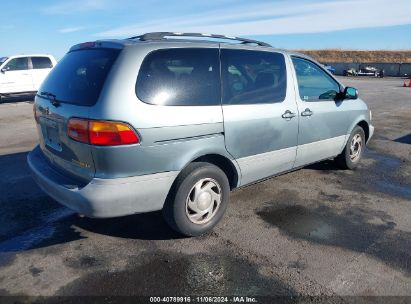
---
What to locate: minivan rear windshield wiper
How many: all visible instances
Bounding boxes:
[39,91,61,107]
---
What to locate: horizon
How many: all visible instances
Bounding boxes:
[1,0,411,60]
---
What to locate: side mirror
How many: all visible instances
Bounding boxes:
[343,86,358,100]
[1,67,9,73]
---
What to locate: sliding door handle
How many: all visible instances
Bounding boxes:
[282,110,296,120]
[301,108,313,117]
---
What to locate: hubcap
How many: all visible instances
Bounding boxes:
[185,178,222,224]
[350,133,362,161]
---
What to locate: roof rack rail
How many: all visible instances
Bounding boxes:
[127,32,271,47]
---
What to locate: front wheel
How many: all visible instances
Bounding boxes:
[163,162,230,237]
[335,126,365,170]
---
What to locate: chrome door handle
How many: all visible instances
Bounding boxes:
[301,108,313,116]
[282,110,296,119]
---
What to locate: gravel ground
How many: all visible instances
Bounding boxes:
[0,77,410,302]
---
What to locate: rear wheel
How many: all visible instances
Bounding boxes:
[163,162,230,237]
[335,126,365,170]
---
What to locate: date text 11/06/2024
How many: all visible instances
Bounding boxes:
[149,296,258,303]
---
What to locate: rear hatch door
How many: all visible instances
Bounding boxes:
[34,47,121,182]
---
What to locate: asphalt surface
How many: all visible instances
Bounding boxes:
[0,77,410,301]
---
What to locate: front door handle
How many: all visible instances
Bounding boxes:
[282,110,296,120]
[301,108,313,117]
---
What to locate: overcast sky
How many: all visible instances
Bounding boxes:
[1,0,411,59]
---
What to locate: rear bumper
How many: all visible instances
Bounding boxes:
[27,145,178,218]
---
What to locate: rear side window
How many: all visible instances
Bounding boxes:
[32,57,53,69]
[291,57,340,101]
[4,57,29,71]
[136,48,220,106]
[39,49,120,106]
[221,49,286,105]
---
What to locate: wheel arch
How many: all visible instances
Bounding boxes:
[345,115,370,145]
[357,120,370,142]
[181,153,240,190]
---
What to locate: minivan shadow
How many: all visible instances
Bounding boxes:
[394,133,411,145]
[75,211,184,241]
[0,151,183,254]
[305,159,341,171]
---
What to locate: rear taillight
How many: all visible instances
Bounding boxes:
[33,104,40,123]
[67,118,139,146]
[68,118,89,144]
[89,121,139,145]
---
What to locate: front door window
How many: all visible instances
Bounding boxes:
[292,57,340,101]
[4,57,29,71]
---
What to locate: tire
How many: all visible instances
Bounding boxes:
[163,162,230,237]
[335,126,366,170]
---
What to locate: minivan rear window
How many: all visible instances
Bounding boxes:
[39,49,120,106]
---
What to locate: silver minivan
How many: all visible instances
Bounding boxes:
[28,32,374,236]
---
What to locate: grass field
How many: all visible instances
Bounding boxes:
[295,49,411,63]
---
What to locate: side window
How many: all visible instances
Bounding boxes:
[4,57,29,71]
[31,57,53,69]
[221,49,286,105]
[136,48,220,106]
[292,57,340,101]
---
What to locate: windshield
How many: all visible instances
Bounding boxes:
[0,57,8,65]
[39,49,120,106]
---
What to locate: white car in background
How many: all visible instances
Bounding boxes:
[0,54,57,102]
